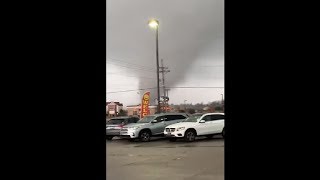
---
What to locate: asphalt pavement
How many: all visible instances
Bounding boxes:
[107,136,224,180]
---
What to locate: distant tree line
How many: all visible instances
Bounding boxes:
[170,100,224,114]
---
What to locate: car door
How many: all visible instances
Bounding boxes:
[196,115,212,135]
[210,114,224,134]
[151,115,166,135]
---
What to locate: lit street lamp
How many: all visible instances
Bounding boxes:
[148,19,161,113]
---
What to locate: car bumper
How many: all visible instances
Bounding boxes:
[119,130,139,139]
[164,130,185,138]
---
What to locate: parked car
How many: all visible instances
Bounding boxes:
[119,113,188,142]
[164,113,224,142]
[106,116,139,140]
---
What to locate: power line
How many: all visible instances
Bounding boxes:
[168,87,224,89]
[107,58,156,69]
[107,62,155,73]
[107,58,156,70]
[107,87,157,94]
[107,72,156,79]
[107,61,155,71]
[198,65,224,67]
[107,86,224,94]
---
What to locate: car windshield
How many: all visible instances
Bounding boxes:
[137,116,155,123]
[107,119,125,124]
[183,116,201,122]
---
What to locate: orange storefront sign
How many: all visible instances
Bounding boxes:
[140,92,150,118]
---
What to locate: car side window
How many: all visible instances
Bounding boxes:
[165,115,186,121]
[175,115,187,120]
[216,115,224,120]
[155,116,166,122]
[210,115,224,121]
[164,115,174,121]
[202,115,212,121]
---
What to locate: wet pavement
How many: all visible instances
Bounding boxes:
[107,136,224,180]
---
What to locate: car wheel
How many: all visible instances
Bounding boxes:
[222,128,225,138]
[184,129,196,142]
[206,135,214,139]
[169,138,177,142]
[139,130,151,142]
[106,136,114,140]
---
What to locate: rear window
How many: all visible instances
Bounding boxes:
[107,119,126,124]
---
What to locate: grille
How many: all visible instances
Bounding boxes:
[121,128,128,132]
[166,128,175,132]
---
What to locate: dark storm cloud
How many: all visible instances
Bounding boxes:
[107,0,224,105]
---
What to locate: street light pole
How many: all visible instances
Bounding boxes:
[148,19,161,114]
[156,26,160,114]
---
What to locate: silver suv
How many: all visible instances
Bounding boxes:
[120,113,188,142]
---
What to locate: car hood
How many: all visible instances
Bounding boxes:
[123,123,149,128]
[166,122,197,128]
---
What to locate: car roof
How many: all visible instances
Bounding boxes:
[109,116,130,119]
[202,113,225,115]
[152,113,188,117]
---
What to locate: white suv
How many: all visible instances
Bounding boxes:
[164,113,225,142]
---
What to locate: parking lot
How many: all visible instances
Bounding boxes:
[107,136,224,180]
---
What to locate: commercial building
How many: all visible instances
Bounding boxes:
[126,104,157,117]
[106,101,123,117]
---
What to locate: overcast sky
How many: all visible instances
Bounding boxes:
[107,0,224,107]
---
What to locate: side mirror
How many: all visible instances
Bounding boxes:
[151,120,158,123]
[199,120,205,123]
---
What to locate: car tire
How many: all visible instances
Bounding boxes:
[106,136,114,140]
[184,129,196,142]
[169,138,177,142]
[222,128,225,138]
[139,130,151,142]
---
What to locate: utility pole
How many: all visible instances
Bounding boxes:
[159,59,170,112]
[166,88,170,112]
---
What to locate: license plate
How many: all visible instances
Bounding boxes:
[167,132,171,135]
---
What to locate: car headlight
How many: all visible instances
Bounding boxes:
[128,126,140,130]
[177,127,185,131]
